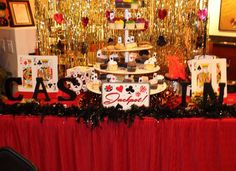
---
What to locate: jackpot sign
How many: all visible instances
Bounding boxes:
[102,83,150,110]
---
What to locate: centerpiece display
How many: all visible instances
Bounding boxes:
[86,0,166,97]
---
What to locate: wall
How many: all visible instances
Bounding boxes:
[208,0,236,81]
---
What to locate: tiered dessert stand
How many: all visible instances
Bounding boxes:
[87,3,167,95]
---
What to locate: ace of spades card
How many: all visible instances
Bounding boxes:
[18,55,58,92]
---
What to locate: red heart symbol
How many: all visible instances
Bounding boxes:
[116,85,123,92]
[158,9,168,20]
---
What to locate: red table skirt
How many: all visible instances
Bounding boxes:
[0,115,236,171]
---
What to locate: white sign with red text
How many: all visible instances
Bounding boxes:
[102,83,150,110]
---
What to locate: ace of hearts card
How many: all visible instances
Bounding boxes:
[18,55,58,92]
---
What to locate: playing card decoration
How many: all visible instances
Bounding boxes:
[158,9,168,20]
[102,83,150,110]
[18,55,58,92]
[54,13,64,25]
[66,66,94,94]
[189,58,227,97]
[197,8,208,21]
[81,17,89,27]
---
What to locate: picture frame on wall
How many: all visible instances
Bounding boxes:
[208,0,236,42]
[7,0,34,27]
[219,0,236,32]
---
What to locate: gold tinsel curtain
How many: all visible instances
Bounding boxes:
[34,0,208,70]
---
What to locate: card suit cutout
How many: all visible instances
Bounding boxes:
[37,60,42,65]
[116,85,123,92]
[48,83,53,88]
[197,65,201,71]
[158,9,168,20]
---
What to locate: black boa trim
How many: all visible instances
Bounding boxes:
[1,97,236,128]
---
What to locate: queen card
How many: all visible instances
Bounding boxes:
[214,58,227,97]
[191,59,214,96]
[18,57,34,89]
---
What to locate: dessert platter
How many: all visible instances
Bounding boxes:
[87,0,167,95]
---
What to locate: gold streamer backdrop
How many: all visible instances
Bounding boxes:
[34,0,208,76]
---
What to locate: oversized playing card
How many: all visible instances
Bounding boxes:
[18,55,58,92]
[214,58,227,96]
[192,59,214,96]
[191,58,227,97]
[66,66,94,94]
[102,83,150,110]
[18,57,34,89]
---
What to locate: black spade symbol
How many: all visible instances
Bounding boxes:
[197,65,202,71]
[157,35,167,47]
[48,83,53,88]
[37,60,42,65]
[126,86,135,94]
[108,38,114,43]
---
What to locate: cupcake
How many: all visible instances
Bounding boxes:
[115,43,125,50]
[133,75,139,82]
[123,78,132,82]
[135,18,146,29]
[108,20,115,29]
[125,20,135,29]
[139,76,149,83]
[144,60,155,70]
[131,1,139,9]
[156,75,165,84]
[99,74,107,81]
[92,80,101,90]
[136,54,149,63]
[127,61,137,72]
[149,79,158,89]
[100,63,108,70]
[125,42,137,49]
[115,19,124,29]
[107,60,118,71]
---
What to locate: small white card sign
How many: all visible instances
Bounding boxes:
[102,83,150,110]
[18,55,58,92]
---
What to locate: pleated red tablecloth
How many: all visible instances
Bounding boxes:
[1,115,236,171]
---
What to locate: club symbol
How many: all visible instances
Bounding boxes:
[126,86,134,94]
[37,60,42,65]
[48,83,52,88]
[48,83,55,88]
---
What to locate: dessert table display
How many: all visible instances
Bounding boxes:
[0,0,233,171]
